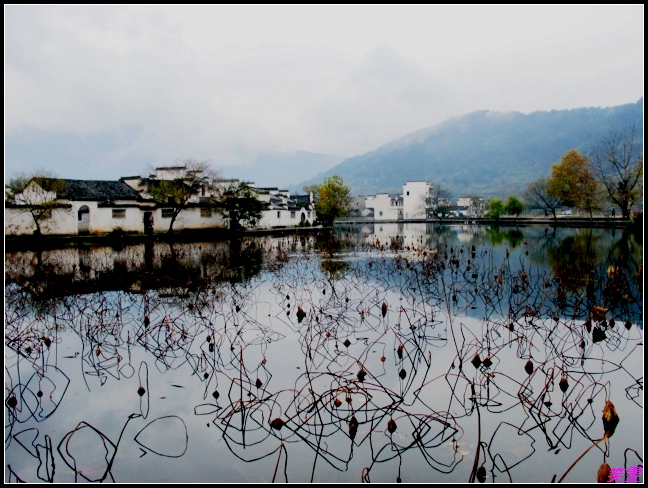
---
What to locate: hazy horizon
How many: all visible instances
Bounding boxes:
[5,5,644,186]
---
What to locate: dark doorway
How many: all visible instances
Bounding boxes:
[144,211,154,235]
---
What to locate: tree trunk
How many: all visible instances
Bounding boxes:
[621,201,631,220]
[167,210,179,234]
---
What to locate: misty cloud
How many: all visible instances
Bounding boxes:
[5,5,644,181]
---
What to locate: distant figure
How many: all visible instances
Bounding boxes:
[611,208,616,218]
[144,212,154,235]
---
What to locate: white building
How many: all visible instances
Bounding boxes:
[5,166,317,235]
[362,181,434,221]
[252,186,315,228]
[456,197,486,218]
[365,193,403,221]
[402,181,434,220]
[5,178,160,235]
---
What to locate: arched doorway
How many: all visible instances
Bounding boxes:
[78,205,90,234]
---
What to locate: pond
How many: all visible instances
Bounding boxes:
[4,223,643,483]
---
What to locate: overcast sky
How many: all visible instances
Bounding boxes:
[5,5,644,183]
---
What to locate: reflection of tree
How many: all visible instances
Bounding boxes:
[226,236,264,283]
[600,229,643,314]
[485,227,525,248]
[320,259,349,280]
[547,231,598,293]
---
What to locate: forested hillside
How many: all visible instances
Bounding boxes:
[299,99,643,198]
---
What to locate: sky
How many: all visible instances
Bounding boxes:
[4,5,644,185]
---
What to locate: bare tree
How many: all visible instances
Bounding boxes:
[6,171,70,235]
[590,123,643,220]
[415,184,453,219]
[523,178,562,220]
[147,159,219,234]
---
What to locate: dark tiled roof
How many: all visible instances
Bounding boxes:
[293,195,311,204]
[54,179,141,200]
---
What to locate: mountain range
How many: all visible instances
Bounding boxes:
[296,99,643,199]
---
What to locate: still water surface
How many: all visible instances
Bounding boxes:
[4,224,643,483]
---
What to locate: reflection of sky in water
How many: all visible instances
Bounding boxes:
[5,226,643,483]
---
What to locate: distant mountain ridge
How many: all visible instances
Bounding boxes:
[299,100,643,198]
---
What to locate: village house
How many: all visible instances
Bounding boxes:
[455,196,487,218]
[5,166,316,236]
[359,182,486,221]
[365,193,403,221]
[250,186,315,228]
[121,166,226,233]
[5,178,148,235]
[349,195,373,218]
[364,181,434,221]
[402,181,435,219]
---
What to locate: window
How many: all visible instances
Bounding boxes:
[112,209,126,219]
[290,211,296,219]
[277,211,281,218]
[307,211,311,218]
[379,211,383,216]
[161,208,174,218]
[201,208,212,218]
[406,191,410,196]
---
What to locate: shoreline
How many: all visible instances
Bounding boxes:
[4,216,642,252]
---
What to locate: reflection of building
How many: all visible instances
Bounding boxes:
[368,222,429,249]
[5,236,319,297]
[455,225,488,243]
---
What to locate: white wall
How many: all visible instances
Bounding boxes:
[258,207,312,228]
[5,206,75,235]
[153,207,226,232]
[402,181,433,219]
[5,203,227,235]
[365,194,402,221]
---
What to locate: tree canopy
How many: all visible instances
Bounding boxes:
[485,198,505,220]
[547,150,602,218]
[505,195,525,218]
[214,181,266,231]
[310,176,352,226]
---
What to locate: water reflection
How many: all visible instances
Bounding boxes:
[5,225,643,483]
